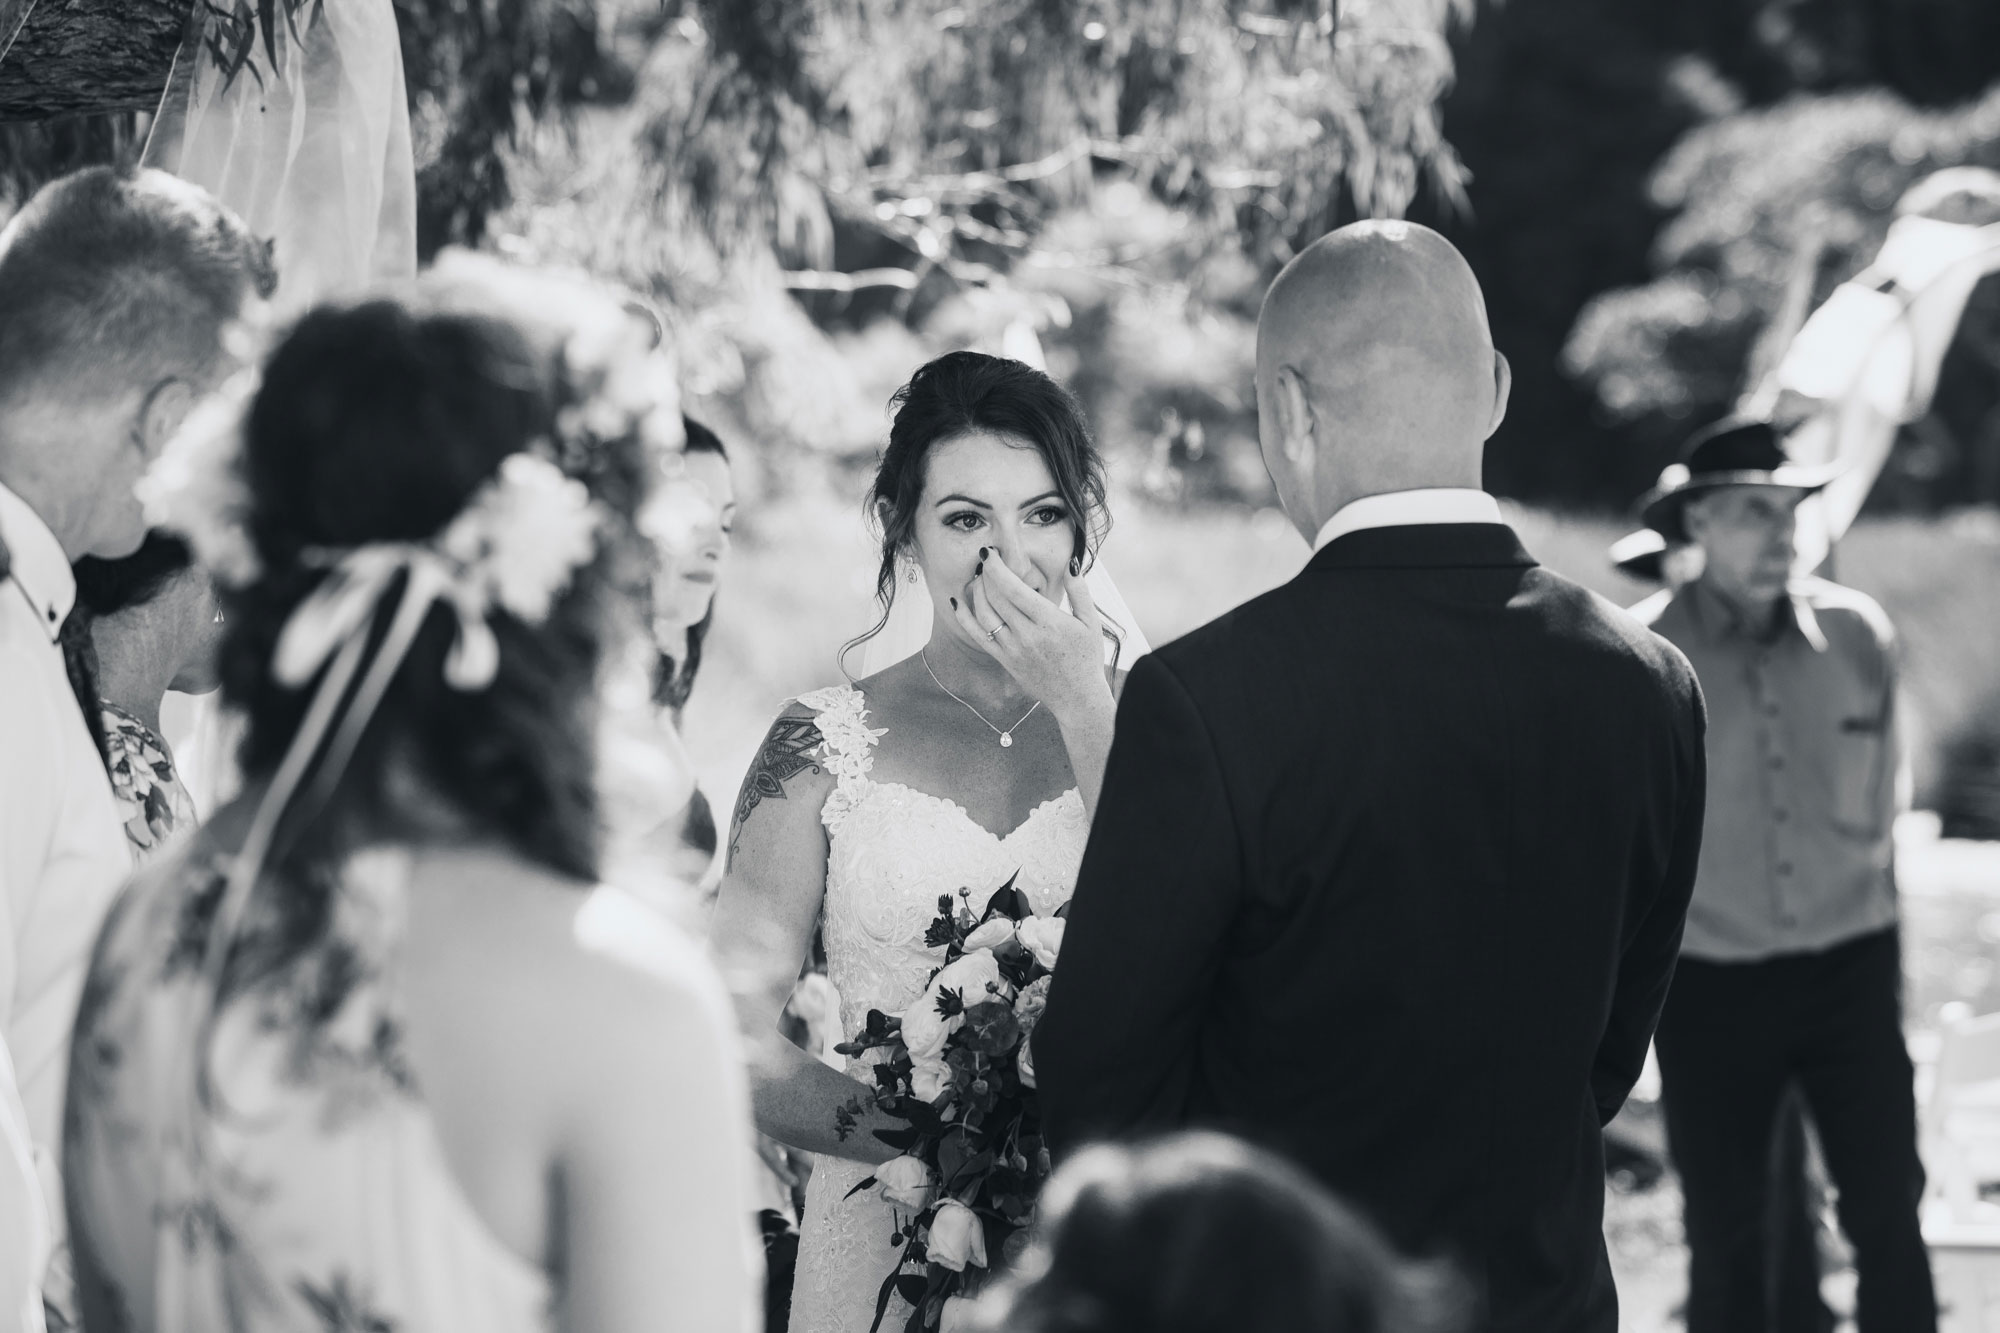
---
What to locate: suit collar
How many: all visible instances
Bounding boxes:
[1306,522,1536,573]
[0,479,73,640]
[1312,488,1503,550]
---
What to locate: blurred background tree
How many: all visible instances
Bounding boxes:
[5,0,2000,827]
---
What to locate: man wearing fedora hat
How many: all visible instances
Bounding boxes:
[1635,416,1934,1333]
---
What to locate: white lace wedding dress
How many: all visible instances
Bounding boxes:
[788,686,1087,1333]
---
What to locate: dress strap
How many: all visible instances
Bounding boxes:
[794,686,885,835]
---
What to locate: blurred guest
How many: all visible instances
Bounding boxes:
[63,260,760,1333]
[0,163,271,1330]
[1610,510,1839,1333]
[978,1132,1461,1333]
[649,415,736,895]
[1636,416,1935,1333]
[70,532,224,861]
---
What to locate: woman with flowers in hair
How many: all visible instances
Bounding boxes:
[61,257,761,1333]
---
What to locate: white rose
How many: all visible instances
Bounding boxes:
[927,1200,988,1272]
[1016,1039,1037,1089]
[899,997,963,1062]
[876,1155,936,1211]
[931,949,1014,1007]
[963,918,1016,952]
[1016,917,1066,971]
[911,1056,953,1104]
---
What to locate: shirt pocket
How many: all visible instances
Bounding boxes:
[1829,713,1889,839]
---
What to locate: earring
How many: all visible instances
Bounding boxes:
[905,562,920,585]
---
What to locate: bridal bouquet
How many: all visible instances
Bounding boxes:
[834,875,1065,1333]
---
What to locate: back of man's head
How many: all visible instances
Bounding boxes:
[0,165,275,416]
[1255,219,1508,533]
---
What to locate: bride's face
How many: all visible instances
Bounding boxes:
[907,429,1077,642]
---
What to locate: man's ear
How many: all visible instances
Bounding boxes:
[138,378,197,460]
[1485,350,1512,440]
[1274,365,1316,469]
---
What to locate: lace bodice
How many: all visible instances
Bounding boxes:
[798,686,1086,1053]
[789,686,1086,1333]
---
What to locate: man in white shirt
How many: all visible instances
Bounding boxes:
[0,165,272,1330]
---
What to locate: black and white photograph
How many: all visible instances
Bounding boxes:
[2,2,2000,1331]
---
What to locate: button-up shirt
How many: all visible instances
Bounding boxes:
[0,480,131,1322]
[1312,488,1505,551]
[1640,576,1900,963]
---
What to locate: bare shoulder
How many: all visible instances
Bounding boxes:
[725,695,846,858]
[403,858,734,1081]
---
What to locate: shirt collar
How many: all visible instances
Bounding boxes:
[0,479,73,642]
[1685,577,1828,654]
[1313,488,1504,552]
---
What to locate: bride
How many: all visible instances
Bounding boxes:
[711,350,1135,1331]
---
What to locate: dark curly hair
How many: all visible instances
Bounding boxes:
[211,286,666,1004]
[990,1134,1465,1333]
[73,529,196,617]
[842,351,1113,675]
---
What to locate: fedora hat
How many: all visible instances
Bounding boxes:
[1637,416,1844,542]
[1608,527,1668,583]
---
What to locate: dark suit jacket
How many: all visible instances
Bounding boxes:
[1036,523,1706,1333]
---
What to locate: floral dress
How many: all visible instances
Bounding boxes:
[63,845,554,1333]
[98,703,198,862]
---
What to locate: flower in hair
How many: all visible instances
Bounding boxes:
[274,453,601,695]
[439,452,600,623]
[136,366,263,586]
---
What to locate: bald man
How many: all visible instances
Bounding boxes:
[1036,221,1709,1333]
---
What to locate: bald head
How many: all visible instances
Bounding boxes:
[1255,220,1509,539]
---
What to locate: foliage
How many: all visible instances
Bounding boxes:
[478,0,1478,504]
[1562,85,2000,510]
[1423,0,2000,508]
[199,0,326,90]
[393,0,631,256]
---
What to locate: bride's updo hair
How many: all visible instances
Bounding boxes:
[850,351,1110,663]
[220,280,666,902]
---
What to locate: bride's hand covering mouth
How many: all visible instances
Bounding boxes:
[955,553,1113,727]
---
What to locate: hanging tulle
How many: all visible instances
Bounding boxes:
[142,0,417,312]
[145,0,419,809]
[1773,203,2000,570]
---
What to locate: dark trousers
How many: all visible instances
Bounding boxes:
[1768,1086,1835,1333]
[1654,927,1936,1333]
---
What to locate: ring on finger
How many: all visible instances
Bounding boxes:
[986,623,1007,641]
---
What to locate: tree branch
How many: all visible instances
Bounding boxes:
[0,0,184,122]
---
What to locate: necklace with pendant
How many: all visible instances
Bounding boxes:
[922,650,1042,748]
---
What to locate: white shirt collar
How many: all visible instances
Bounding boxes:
[1312,488,1505,552]
[0,480,75,642]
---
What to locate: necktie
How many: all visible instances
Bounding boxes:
[57,608,107,767]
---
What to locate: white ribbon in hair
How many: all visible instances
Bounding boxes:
[275,545,504,693]
[186,543,518,1139]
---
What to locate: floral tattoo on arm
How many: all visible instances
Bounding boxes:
[728,714,827,868]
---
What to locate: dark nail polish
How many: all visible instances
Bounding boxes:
[950,597,958,610]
